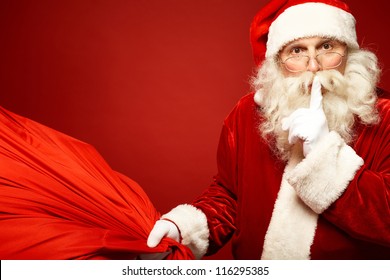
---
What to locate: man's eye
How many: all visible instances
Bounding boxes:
[291,48,301,54]
[322,43,331,50]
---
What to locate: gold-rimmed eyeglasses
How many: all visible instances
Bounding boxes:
[280,51,345,73]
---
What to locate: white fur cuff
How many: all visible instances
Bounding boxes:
[286,131,364,214]
[162,204,209,259]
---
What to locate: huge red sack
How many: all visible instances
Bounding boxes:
[0,106,193,259]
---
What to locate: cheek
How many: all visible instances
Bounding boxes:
[280,67,299,77]
[335,59,347,74]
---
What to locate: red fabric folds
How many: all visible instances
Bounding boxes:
[0,106,194,260]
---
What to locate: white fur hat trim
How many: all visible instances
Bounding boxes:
[266,2,358,58]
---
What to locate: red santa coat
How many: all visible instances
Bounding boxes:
[163,89,390,259]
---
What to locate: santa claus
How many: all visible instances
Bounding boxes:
[146,0,390,259]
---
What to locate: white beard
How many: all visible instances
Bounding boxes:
[252,49,380,161]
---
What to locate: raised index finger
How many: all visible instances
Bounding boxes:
[309,76,323,110]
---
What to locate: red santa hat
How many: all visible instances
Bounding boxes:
[250,0,359,65]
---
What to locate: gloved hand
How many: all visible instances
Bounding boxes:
[281,76,329,156]
[139,219,180,260]
[138,220,180,260]
[147,219,180,247]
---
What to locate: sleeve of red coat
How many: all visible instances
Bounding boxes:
[162,102,241,259]
[324,97,390,246]
[286,94,390,247]
[191,120,238,255]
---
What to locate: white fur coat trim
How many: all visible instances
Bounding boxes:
[262,132,363,259]
[162,204,209,259]
[261,146,318,259]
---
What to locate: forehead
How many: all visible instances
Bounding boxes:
[282,36,343,49]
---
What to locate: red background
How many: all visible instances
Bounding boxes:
[0,0,388,259]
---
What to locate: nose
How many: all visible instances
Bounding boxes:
[307,57,321,73]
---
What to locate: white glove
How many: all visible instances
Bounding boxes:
[139,219,180,260]
[147,219,180,247]
[281,76,329,156]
